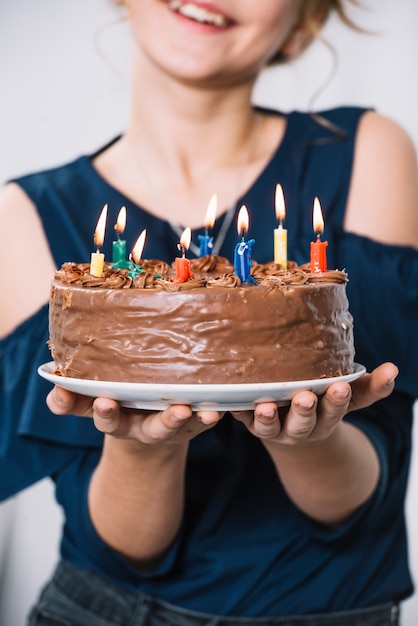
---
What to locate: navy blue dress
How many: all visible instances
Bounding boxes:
[1,107,418,616]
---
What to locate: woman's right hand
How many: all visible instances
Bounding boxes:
[47,385,223,446]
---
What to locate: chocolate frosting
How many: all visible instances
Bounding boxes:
[49,257,354,385]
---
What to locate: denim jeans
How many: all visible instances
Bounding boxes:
[28,561,400,626]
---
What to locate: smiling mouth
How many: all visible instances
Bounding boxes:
[167,1,230,28]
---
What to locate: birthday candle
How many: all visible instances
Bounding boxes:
[233,205,256,284]
[174,227,192,283]
[273,184,287,269]
[90,204,108,277]
[198,193,217,257]
[112,206,128,268]
[128,229,147,279]
[310,197,328,273]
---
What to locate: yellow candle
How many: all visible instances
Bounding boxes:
[273,184,287,269]
[90,251,105,277]
[90,204,108,277]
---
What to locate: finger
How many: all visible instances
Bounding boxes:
[252,402,281,439]
[349,362,398,413]
[92,397,125,434]
[46,385,94,417]
[313,382,351,438]
[195,409,223,426]
[93,403,194,440]
[281,391,318,442]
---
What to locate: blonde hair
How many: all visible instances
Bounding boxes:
[269,0,363,65]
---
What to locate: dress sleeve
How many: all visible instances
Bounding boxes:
[337,232,418,399]
[0,304,103,501]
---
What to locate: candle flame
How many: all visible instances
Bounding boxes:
[204,194,217,229]
[114,206,127,235]
[237,205,249,236]
[131,229,146,264]
[94,203,108,249]
[313,197,324,235]
[275,184,286,222]
[180,227,191,251]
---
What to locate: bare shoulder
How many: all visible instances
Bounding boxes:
[0,183,55,337]
[344,110,418,248]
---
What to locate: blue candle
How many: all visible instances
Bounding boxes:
[198,233,213,256]
[199,193,217,257]
[234,205,257,284]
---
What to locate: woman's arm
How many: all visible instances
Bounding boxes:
[0,183,55,338]
[233,363,397,525]
[233,112,418,526]
[48,388,222,566]
[344,110,418,247]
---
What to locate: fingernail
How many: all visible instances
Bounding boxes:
[334,389,350,400]
[386,377,397,387]
[297,399,315,410]
[172,413,187,423]
[256,411,275,419]
[97,405,113,418]
[53,387,64,405]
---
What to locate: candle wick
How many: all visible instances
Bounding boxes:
[316,232,321,241]
[177,243,186,258]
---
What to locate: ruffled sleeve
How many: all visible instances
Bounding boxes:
[336,232,418,399]
[0,304,103,501]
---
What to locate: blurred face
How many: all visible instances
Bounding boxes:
[123,0,304,87]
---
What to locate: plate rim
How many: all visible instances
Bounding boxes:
[38,361,366,409]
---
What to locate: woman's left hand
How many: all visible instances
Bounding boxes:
[232,362,398,445]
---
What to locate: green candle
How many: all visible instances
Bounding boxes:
[112,206,130,269]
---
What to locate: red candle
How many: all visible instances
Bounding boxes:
[174,227,192,283]
[310,197,328,273]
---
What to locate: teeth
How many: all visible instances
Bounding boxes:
[168,1,228,27]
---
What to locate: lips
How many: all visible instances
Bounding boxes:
[167,1,231,28]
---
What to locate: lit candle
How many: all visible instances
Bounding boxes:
[234,205,256,284]
[273,184,287,269]
[128,229,147,279]
[90,204,108,277]
[198,193,217,257]
[112,206,129,268]
[174,227,192,283]
[310,197,328,273]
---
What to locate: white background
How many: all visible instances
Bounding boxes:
[0,1,417,624]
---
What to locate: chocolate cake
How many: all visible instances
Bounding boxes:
[48,256,355,385]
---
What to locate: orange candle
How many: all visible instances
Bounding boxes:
[90,204,108,277]
[174,227,192,283]
[310,197,328,273]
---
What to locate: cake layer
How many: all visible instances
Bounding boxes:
[49,261,355,384]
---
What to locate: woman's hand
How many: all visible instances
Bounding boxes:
[46,386,223,446]
[232,362,398,446]
[231,362,398,525]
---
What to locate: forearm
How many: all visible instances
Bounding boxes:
[88,435,189,566]
[263,421,380,525]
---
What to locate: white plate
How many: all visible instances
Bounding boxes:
[38,362,366,411]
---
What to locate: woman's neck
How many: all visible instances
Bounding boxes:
[93,56,286,228]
